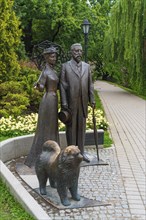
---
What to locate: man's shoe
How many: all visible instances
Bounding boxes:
[82,153,90,163]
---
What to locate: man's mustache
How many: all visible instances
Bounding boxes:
[76,56,82,58]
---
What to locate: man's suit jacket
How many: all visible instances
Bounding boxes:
[60,59,94,118]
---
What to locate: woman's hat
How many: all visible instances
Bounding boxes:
[58,110,71,124]
[43,46,58,55]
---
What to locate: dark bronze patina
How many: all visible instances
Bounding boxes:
[59,43,95,163]
[25,47,59,167]
[35,140,83,206]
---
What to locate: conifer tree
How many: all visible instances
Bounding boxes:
[0,0,21,82]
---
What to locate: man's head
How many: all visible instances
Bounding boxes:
[71,43,83,63]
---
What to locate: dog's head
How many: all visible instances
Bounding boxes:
[60,145,83,166]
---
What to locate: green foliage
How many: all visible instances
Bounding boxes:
[0,0,21,82]
[104,131,113,148]
[16,41,27,60]
[94,90,103,110]
[0,135,10,141]
[102,62,123,83]
[10,0,116,117]
[0,81,29,117]
[19,62,42,113]
[103,0,146,96]
[0,178,35,220]
[0,60,43,117]
[14,0,112,62]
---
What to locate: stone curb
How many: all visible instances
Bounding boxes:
[0,160,51,220]
[0,130,104,163]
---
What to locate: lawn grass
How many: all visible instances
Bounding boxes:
[104,131,113,148]
[94,90,104,111]
[0,136,11,142]
[0,179,35,220]
[94,90,113,147]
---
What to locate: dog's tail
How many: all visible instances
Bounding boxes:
[43,140,61,155]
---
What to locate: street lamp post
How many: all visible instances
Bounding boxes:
[82,19,91,63]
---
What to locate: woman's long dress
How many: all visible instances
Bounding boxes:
[25,64,59,167]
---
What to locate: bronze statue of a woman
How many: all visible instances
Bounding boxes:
[25,47,59,167]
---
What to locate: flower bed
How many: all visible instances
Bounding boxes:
[0,107,109,137]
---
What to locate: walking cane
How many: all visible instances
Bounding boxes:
[92,107,100,161]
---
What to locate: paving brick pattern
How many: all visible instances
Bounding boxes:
[94,81,146,219]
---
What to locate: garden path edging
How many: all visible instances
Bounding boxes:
[0,160,51,220]
[0,130,104,163]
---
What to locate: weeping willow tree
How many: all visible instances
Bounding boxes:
[103,0,146,96]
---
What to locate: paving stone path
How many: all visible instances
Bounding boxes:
[94,81,146,219]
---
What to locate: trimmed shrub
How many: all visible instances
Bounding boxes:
[0,81,29,117]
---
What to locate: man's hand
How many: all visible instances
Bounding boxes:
[33,82,37,89]
[62,104,68,111]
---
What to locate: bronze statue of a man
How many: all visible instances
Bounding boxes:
[59,43,95,162]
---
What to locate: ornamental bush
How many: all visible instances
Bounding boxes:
[0,81,29,117]
[19,62,42,113]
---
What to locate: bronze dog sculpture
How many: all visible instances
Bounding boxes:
[35,140,83,206]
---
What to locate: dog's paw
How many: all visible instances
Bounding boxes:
[40,188,46,195]
[72,194,81,201]
[61,198,71,206]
